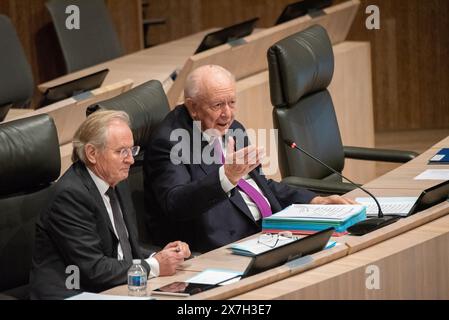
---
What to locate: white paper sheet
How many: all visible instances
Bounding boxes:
[186,269,242,285]
[66,292,154,300]
[414,169,449,180]
[356,197,419,217]
[272,204,365,221]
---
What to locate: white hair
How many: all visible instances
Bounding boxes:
[72,110,130,163]
[184,64,235,101]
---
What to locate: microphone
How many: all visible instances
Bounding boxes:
[284,139,400,236]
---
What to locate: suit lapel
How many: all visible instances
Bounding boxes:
[229,190,257,223]
[198,138,222,176]
[178,105,263,224]
[75,162,117,239]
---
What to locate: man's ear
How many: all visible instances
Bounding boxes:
[185,98,197,120]
[85,144,97,164]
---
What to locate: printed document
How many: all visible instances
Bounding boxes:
[414,169,449,180]
[356,197,418,217]
[272,204,365,222]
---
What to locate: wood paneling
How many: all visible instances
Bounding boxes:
[146,0,449,130]
[144,0,299,44]
[0,0,142,85]
[335,0,449,130]
[5,0,448,129]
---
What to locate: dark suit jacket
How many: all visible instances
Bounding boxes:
[30,161,149,300]
[144,105,316,253]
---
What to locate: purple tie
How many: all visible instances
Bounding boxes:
[214,138,272,218]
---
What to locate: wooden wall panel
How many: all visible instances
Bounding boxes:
[144,0,297,44]
[106,0,142,52]
[3,0,448,129]
[0,0,142,85]
[146,0,449,131]
[335,0,449,130]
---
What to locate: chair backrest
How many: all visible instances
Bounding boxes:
[46,0,123,73]
[267,24,344,181]
[0,15,34,109]
[87,80,170,245]
[0,114,61,299]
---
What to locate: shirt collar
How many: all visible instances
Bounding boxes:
[87,167,111,196]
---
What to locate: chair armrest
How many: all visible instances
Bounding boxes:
[282,176,358,196]
[344,146,418,163]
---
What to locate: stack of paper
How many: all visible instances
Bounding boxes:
[355,197,419,217]
[262,204,366,236]
[229,237,338,256]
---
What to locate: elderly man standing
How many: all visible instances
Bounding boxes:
[144,65,355,253]
[30,110,190,300]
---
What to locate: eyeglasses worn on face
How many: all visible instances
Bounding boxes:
[257,231,298,248]
[115,145,140,159]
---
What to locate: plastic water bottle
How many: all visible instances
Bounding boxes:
[128,259,147,296]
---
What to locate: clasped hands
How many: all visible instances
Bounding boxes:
[154,241,191,276]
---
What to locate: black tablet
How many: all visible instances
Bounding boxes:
[38,68,109,108]
[275,0,333,25]
[151,281,217,297]
[194,17,259,54]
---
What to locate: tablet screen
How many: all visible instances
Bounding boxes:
[151,281,217,297]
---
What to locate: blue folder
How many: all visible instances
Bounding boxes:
[429,148,449,164]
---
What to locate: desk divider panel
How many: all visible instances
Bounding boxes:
[167,0,360,106]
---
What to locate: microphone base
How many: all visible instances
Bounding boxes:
[347,216,401,236]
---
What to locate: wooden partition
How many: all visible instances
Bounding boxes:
[7,79,133,176]
[0,0,143,85]
[166,0,360,106]
[37,0,376,182]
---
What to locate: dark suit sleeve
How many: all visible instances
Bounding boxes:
[257,167,317,208]
[266,179,317,206]
[45,188,133,290]
[145,135,228,222]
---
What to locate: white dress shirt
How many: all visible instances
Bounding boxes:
[87,168,159,276]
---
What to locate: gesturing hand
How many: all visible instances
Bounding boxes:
[223,137,264,185]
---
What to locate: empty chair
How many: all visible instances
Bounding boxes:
[0,114,61,299]
[87,80,170,249]
[0,15,34,120]
[46,0,123,73]
[267,25,417,195]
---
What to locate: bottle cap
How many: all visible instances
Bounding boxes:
[132,259,141,265]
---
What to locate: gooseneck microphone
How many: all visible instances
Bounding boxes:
[284,139,400,235]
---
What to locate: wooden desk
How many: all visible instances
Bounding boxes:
[232,136,449,299]
[101,238,348,300]
[37,29,213,93]
[102,135,449,299]
[6,80,133,176]
[234,213,449,299]
[167,0,360,106]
